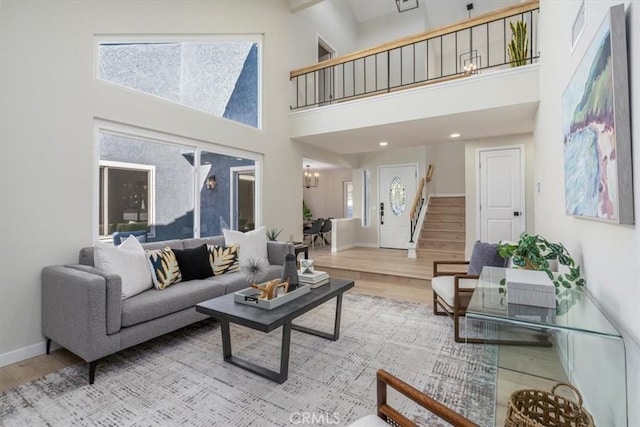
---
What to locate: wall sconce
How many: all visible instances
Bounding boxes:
[396,0,419,13]
[206,175,217,190]
[303,165,319,188]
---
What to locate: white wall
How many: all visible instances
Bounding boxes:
[290,0,357,68]
[356,6,425,50]
[429,141,465,195]
[303,168,352,219]
[464,133,535,256]
[0,0,300,364]
[534,0,640,424]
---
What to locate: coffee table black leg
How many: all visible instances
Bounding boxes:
[221,320,232,360]
[291,294,343,341]
[219,319,291,384]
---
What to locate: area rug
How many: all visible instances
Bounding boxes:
[0,294,497,426]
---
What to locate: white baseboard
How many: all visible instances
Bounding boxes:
[332,243,357,253]
[356,242,378,248]
[0,340,57,368]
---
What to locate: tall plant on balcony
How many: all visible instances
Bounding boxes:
[508,20,529,67]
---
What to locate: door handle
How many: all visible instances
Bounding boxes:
[513,211,521,216]
[380,202,384,225]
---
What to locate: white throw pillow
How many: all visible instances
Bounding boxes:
[223,226,268,265]
[94,235,153,300]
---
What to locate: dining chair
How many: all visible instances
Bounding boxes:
[303,219,323,248]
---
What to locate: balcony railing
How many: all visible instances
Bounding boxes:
[290,1,539,110]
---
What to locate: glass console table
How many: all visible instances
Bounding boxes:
[466,267,627,427]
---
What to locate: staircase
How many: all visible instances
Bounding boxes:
[417,196,466,261]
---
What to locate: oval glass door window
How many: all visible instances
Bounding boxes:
[389,177,406,216]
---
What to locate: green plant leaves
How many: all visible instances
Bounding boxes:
[498,232,585,289]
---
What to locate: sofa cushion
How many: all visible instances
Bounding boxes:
[121,278,225,327]
[172,244,213,281]
[223,226,268,265]
[146,247,182,289]
[207,244,240,276]
[94,235,153,300]
[431,275,478,307]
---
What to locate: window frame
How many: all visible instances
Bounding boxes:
[94,34,263,129]
[99,160,156,238]
[344,180,354,218]
[94,120,263,241]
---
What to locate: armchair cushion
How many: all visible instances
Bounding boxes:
[431,275,478,307]
[467,240,506,275]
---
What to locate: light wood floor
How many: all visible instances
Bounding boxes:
[0,245,564,426]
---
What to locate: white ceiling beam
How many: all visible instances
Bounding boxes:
[288,0,325,13]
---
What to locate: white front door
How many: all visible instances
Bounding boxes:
[378,164,418,249]
[479,148,524,243]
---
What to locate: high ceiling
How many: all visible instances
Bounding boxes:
[297,0,530,168]
[348,0,524,23]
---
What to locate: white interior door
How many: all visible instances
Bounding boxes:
[378,164,417,249]
[479,148,524,242]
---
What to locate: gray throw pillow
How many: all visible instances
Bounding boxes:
[467,241,506,275]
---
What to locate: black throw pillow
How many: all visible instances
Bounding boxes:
[172,244,213,282]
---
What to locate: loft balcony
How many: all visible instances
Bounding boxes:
[289,1,540,153]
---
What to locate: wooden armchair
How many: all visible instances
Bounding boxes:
[431,260,481,343]
[431,240,508,343]
[349,369,478,427]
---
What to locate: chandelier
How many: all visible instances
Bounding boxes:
[303,165,319,188]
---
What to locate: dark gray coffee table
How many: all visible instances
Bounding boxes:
[196,278,354,383]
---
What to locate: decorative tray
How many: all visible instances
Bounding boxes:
[234,283,310,310]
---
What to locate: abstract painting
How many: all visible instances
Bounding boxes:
[562,4,633,224]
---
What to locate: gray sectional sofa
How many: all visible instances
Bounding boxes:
[41,235,293,384]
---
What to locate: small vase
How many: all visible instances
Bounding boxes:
[281,254,299,291]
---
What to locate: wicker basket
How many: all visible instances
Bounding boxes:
[505,383,595,427]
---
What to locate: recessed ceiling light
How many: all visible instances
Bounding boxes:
[379,141,388,146]
[450,133,461,138]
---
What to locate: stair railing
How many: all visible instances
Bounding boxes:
[409,164,434,243]
[290,1,539,110]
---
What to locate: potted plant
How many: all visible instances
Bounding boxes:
[507,20,528,67]
[266,228,282,241]
[498,233,585,289]
[302,200,312,221]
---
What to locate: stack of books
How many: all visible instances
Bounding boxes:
[298,270,330,288]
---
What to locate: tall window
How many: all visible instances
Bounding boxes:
[97,37,261,128]
[100,131,195,241]
[98,127,259,242]
[99,162,154,237]
[362,169,371,227]
[344,181,354,218]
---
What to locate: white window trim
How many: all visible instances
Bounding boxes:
[362,169,371,227]
[99,160,156,238]
[94,119,263,241]
[229,166,257,231]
